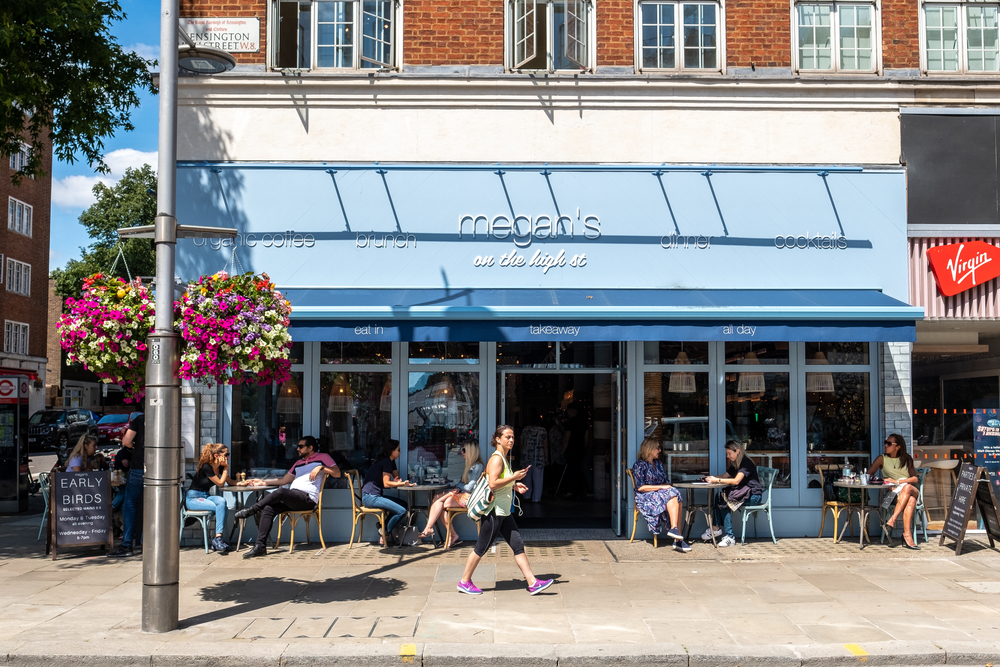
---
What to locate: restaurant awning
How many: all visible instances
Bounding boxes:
[285,288,922,342]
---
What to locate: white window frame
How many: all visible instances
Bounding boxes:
[5,258,31,297]
[790,0,882,73]
[8,143,31,175]
[269,0,403,71]
[920,0,1000,74]
[7,197,32,237]
[634,0,727,73]
[505,0,597,72]
[3,320,29,356]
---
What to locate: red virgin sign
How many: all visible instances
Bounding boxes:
[927,241,1000,297]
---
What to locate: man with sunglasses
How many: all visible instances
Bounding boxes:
[235,435,340,558]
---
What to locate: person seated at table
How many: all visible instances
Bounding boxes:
[632,438,691,552]
[186,442,233,552]
[235,435,341,558]
[867,432,921,550]
[65,435,102,471]
[419,442,484,547]
[703,440,762,548]
[362,439,415,547]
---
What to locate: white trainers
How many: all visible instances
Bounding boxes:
[700,527,723,541]
[717,535,736,548]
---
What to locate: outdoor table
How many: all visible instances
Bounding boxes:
[222,483,284,551]
[833,481,893,549]
[673,481,727,547]
[396,483,450,547]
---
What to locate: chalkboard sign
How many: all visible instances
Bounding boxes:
[47,471,113,560]
[940,464,1000,555]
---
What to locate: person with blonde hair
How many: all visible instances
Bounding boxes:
[632,437,690,552]
[703,440,761,547]
[65,435,101,471]
[419,442,484,547]
[186,442,232,552]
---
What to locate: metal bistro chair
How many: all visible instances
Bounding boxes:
[37,472,50,541]
[739,466,779,545]
[179,484,215,554]
[345,469,388,548]
[879,468,929,544]
[275,477,326,553]
[626,468,657,548]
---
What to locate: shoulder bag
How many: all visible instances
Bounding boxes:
[466,471,494,521]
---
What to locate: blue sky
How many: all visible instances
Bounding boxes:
[49,0,162,271]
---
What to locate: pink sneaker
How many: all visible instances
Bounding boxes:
[528,578,553,595]
[457,580,483,595]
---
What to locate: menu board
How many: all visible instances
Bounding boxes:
[48,471,113,559]
[940,464,1000,555]
[942,463,977,543]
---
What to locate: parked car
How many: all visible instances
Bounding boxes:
[28,408,98,454]
[96,412,143,446]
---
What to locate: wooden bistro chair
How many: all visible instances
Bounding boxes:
[345,469,387,548]
[817,464,857,541]
[626,468,656,548]
[275,475,326,553]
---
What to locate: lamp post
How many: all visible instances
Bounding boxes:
[117,0,236,633]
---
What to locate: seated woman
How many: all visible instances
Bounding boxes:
[186,442,232,552]
[419,442,484,547]
[65,435,101,471]
[632,438,691,552]
[867,432,921,550]
[704,440,762,548]
[361,440,415,546]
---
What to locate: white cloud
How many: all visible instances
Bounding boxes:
[51,148,157,210]
[126,42,160,62]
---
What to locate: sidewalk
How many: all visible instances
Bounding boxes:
[3,507,1000,666]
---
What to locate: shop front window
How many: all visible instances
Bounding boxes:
[805,342,868,365]
[644,371,712,481]
[725,371,791,487]
[231,372,304,477]
[321,342,391,364]
[320,371,392,476]
[805,372,871,488]
[725,342,790,365]
[407,371,480,483]
[498,342,557,367]
[409,342,479,364]
[643,341,709,365]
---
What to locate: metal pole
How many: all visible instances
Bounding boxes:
[142,0,181,634]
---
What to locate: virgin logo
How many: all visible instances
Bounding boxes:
[927,241,1000,297]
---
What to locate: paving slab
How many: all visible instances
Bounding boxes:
[793,640,946,665]
[685,643,800,667]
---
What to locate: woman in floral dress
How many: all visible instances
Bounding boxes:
[632,438,691,552]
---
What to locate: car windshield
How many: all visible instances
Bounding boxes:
[29,412,65,425]
[98,414,130,424]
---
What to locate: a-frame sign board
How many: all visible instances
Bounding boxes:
[939,463,1000,556]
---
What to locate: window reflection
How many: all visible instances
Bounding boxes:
[644,372,712,481]
[408,342,479,364]
[319,372,392,477]
[643,341,709,365]
[320,342,391,364]
[231,372,304,477]
[725,342,789,365]
[725,371,790,487]
[407,372,480,483]
[805,372,871,489]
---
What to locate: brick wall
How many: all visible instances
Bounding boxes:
[882,0,920,69]
[726,0,791,68]
[179,0,267,65]
[403,0,504,65]
[46,279,62,392]
[597,0,634,67]
[883,342,913,449]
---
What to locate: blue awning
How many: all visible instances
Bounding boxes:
[285,289,921,342]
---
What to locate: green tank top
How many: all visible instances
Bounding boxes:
[882,455,909,481]
[490,451,513,517]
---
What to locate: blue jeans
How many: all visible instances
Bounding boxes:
[111,487,125,511]
[714,493,763,538]
[186,490,226,534]
[121,469,144,548]
[362,493,408,535]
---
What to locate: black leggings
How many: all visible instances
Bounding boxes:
[474,511,525,557]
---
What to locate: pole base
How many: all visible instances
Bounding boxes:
[142,583,179,633]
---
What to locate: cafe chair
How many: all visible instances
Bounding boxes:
[740,466,778,545]
[878,468,929,544]
[444,506,480,549]
[818,498,856,541]
[919,459,959,526]
[626,468,656,548]
[275,476,326,553]
[345,469,388,548]
[179,484,214,554]
[37,472,50,541]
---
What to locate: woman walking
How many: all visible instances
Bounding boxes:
[457,425,553,596]
[419,441,484,547]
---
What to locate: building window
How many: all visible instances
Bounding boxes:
[509,0,594,71]
[923,2,1000,72]
[272,0,397,70]
[637,1,722,71]
[793,2,878,72]
[7,197,32,237]
[5,258,30,297]
[3,320,29,356]
[8,143,31,174]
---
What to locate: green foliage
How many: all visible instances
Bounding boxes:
[51,164,157,298]
[0,1,156,184]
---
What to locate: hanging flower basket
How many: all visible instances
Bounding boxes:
[57,273,154,403]
[176,271,293,386]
